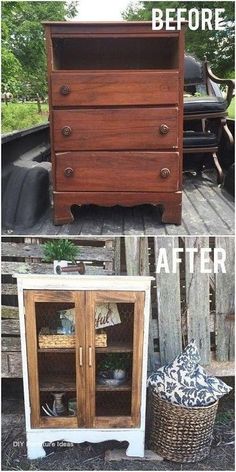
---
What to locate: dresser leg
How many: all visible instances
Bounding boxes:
[161,201,182,225]
[53,202,74,225]
[27,440,46,460]
[126,435,145,457]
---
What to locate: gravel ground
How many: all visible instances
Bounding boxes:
[1,388,235,471]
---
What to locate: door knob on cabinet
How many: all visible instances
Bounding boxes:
[159,124,169,135]
[60,85,70,95]
[160,168,171,178]
[64,167,74,177]
[62,126,72,136]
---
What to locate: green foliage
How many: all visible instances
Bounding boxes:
[2,1,79,96]
[227,97,235,119]
[1,102,49,133]
[98,354,130,372]
[123,1,235,76]
[42,239,80,263]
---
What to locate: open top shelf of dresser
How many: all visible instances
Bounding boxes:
[51,36,179,70]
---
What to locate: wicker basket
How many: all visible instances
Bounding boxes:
[95,333,107,347]
[38,333,107,349]
[150,391,218,463]
[38,334,75,349]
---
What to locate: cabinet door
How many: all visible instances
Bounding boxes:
[86,291,145,428]
[24,290,85,428]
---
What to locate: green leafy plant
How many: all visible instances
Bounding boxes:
[42,239,80,263]
[98,353,130,372]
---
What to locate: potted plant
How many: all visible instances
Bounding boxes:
[42,239,82,274]
[98,354,130,382]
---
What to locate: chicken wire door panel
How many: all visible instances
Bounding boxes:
[85,291,145,428]
[24,290,85,428]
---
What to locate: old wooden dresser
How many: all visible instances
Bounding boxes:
[44,22,184,225]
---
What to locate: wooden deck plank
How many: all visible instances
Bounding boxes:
[79,205,104,235]
[183,180,233,235]
[124,207,144,235]
[143,206,167,235]
[1,175,234,235]
[102,206,123,235]
[181,190,208,234]
[201,186,235,230]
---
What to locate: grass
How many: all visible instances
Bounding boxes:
[227,97,235,119]
[1,102,49,134]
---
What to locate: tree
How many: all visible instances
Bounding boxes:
[122,1,235,76]
[2,1,79,98]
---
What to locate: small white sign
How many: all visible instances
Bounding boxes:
[95,303,121,329]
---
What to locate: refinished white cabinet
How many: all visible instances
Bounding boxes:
[16,275,152,459]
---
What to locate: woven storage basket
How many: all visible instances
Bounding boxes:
[39,333,107,349]
[38,334,75,349]
[95,333,107,347]
[150,391,218,463]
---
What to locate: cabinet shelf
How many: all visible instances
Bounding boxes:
[96,381,131,392]
[96,343,133,353]
[38,348,75,353]
[39,375,76,391]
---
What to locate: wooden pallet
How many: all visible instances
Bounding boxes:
[2,237,120,378]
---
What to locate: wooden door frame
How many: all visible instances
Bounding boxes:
[24,290,84,429]
[85,290,145,428]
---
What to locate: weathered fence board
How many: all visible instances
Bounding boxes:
[1,261,112,276]
[154,237,182,364]
[2,337,21,352]
[125,237,140,276]
[124,237,156,371]
[1,353,22,377]
[1,306,19,319]
[215,237,235,362]
[185,237,211,365]
[2,242,114,262]
[2,319,20,335]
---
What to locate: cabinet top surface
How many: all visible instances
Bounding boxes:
[43,20,185,33]
[14,274,154,291]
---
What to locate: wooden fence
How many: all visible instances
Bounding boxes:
[124,236,235,376]
[2,236,234,378]
[2,237,120,377]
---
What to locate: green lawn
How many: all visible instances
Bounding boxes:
[227,97,235,119]
[1,102,49,134]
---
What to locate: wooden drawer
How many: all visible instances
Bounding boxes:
[55,151,179,192]
[51,71,179,106]
[53,107,178,151]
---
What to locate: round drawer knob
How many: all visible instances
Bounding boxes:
[60,85,70,95]
[62,126,72,137]
[160,168,171,179]
[64,167,74,177]
[159,124,169,135]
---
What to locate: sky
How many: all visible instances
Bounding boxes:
[76,0,136,21]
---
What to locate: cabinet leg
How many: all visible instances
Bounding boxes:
[27,441,46,460]
[126,436,145,457]
[53,202,74,225]
[161,201,182,225]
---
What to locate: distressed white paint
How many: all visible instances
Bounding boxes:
[16,275,153,459]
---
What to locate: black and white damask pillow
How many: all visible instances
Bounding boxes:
[148,340,232,407]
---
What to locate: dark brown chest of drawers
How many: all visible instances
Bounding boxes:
[44,22,184,225]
